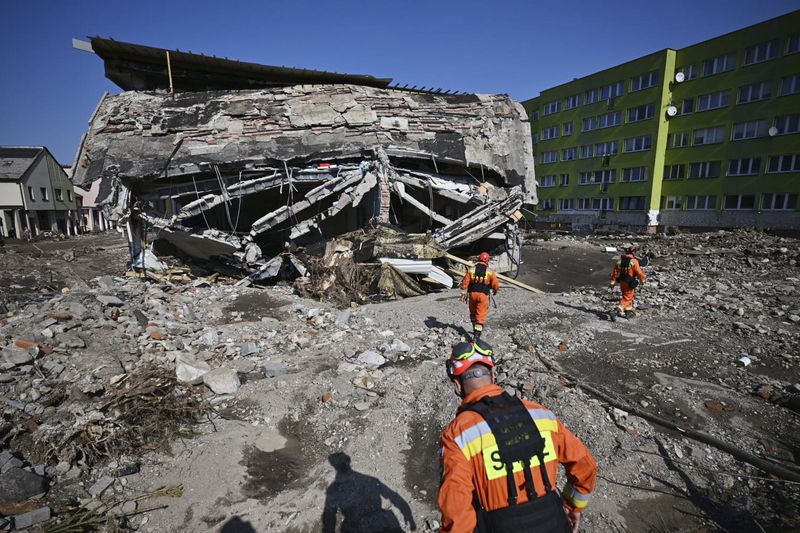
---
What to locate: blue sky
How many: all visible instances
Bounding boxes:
[0,0,797,164]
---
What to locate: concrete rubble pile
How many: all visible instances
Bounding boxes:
[71,84,535,286]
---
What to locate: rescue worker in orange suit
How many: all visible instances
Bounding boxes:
[439,341,597,533]
[460,252,500,342]
[609,244,646,320]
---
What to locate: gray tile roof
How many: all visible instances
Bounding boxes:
[0,146,44,181]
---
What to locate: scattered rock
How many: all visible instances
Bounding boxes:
[262,361,288,378]
[390,339,411,353]
[0,468,48,503]
[13,506,51,529]
[88,475,115,498]
[96,295,124,307]
[175,355,211,385]
[2,346,34,366]
[203,368,241,394]
[239,341,259,357]
[356,350,386,368]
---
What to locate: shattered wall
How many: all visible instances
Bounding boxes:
[72,84,536,267]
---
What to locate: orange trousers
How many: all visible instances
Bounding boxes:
[468,293,490,325]
[617,281,636,311]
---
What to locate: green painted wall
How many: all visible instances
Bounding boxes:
[523,10,800,227]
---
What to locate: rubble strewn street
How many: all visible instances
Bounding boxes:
[1,228,799,532]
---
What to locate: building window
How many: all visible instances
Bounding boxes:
[577,198,592,211]
[40,187,48,201]
[562,147,577,161]
[540,151,558,164]
[780,74,800,96]
[621,167,647,182]
[762,193,797,211]
[543,101,561,115]
[623,135,651,152]
[563,122,573,136]
[540,198,555,210]
[724,194,755,210]
[744,40,779,65]
[787,35,800,55]
[579,169,616,184]
[774,114,800,135]
[540,175,557,187]
[560,174,569,186]
[693,126,726,145]
[565,94,582,109]
[664,164,685,180]
[661,196,683,210]
[738,82,772,104]
[630,71,659,92]
[731,119,767,140]
[689,161,722,179]
[594,198,615,210]
[728,157,761,176]
[532,111,539,121]
[697,90,731,111]
[686,195,716,210]
[55,188,63,201]
[679,98,694,115]
[541,125,560,140]
[67,190,72,202]
[667,132,690,148]
[627,103,655,123]
[619,196,646,210]
[594,140,619,156]
[559,198,574,210]
[703,52,736,76]
[678,65,697,80]
[767,154,800,173]
[28,186,35,201]
[532,134,538,145]
[585,82,624,104]
[579,145,594,159]
[582,111,621,131]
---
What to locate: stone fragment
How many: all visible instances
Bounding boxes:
[199,330,219,346]
[239,342,259,357]
[175,355,211,385]
[96,295,124,307]
[356,350,386,368]
[390,339,411,353]
[13,507,51,529]
[50,311,72,321]
[203,368,241,394]
[0,468,48,503]
[335,309,351,326]
[88,475,114,498]
[262,361,287,378]
[14,339,38,350]
[2,346,33,366]
[354,401,371,411]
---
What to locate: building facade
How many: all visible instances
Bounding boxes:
[0,146,79,238]
[523,11,800,231]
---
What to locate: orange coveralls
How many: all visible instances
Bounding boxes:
[611,253,646,312]
[460,263,500,329]
[438,384,597,533]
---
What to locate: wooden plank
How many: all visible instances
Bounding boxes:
[444,252,543,294]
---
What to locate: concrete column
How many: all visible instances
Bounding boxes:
[0,210,6,237]
[86,208,95,232]
[65,212,73,236]
[13,210,23,239]
[100,212,107,231]
[47,211,57,232]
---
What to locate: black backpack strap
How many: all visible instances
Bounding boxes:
[462,393,552,506]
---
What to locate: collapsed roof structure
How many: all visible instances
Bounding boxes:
[72,37,536,279]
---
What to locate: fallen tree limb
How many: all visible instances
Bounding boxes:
[517,326,800,483]
[445,253,543,294]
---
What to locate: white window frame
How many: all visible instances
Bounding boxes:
[559,198,574,210]
[662,196,682,210]
[540,175,557,187]
[780,74,800,96]
[693,126,725,145]
[55,188,63,201]
[623,135,652,153]
[540,198,555,210]
[787,35,800,55]
[565,94,582,109]
[679,98,693,115]
[686,195,716,210]
[731,119,767,141]
[579,145,593,159]
[28,186,35,201]
[621,166,647,182]
[619,196,646,211]
[563,122,573,136]
[724,194,755,210]
[543,101,561,116]
[630,71,659,92]
[667,132,689,148]
[774,114,800,136]
[540,150,558,164]
[727,157,761,176]
[40,187,48,201]
[594,140,619,157]
[703,53,736,76]
[541,125,560,140]
[562,147,577,161]
[579,169,616,185]
[697,90,731,112]
[689,161,721,179]
[767,154,800,173]
[761,193,797,211]
[738,82,772,104]
[663,164,684,180]
[744,40,778,66]
[560,174,569,186]
[678,65,697,80]
[627,103,655,123]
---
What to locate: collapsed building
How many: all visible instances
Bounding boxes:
[71,38,536,286]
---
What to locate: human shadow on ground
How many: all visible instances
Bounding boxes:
[424,316,471,340]
[647,438,762,532]
[322,452,417,533]
[219,516,257,532]
[554,301,612,321]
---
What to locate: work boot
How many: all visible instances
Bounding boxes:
[473,331,481,343]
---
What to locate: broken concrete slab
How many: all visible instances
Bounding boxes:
[203,368,241,394]
[13,507,51,529]
[0,468,48,503]
[176,355,211,385]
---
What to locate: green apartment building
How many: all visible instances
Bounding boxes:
[523,10,800,231]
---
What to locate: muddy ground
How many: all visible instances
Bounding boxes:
[1,231,799,532]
